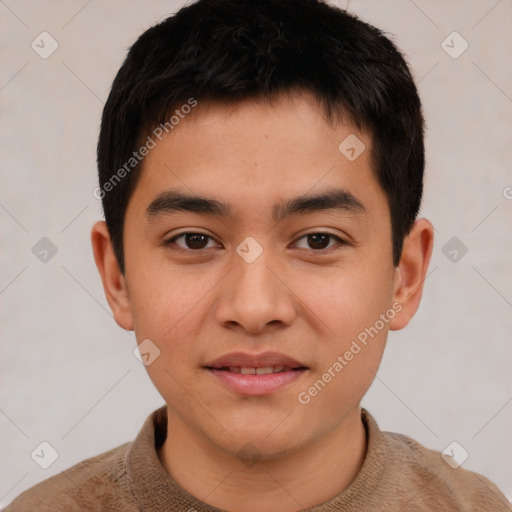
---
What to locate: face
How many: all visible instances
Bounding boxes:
[114,91,404,458]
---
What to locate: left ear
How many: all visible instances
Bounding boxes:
[389,218,434,330]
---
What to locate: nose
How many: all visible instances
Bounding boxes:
[214,248,297,335]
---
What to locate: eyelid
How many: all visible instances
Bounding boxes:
[164,231,222,250]
[164,230,348,252]
[292,232,347,250]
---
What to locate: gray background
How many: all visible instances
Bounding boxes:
[1,0,511,507]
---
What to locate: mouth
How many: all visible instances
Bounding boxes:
[208,365,305,375]
[204,352,308,396]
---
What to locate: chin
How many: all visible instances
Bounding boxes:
[225,434,302,464]
[204,417,311,462]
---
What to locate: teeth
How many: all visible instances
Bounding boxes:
[255,367,274,375]
[235,366,286,375]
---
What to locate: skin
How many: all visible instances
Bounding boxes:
[92,90,433,512]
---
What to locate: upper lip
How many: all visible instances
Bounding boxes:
[205,351,307,369]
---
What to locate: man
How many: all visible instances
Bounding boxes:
[5,0,510,510]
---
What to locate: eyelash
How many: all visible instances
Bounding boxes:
[164,232,347,253]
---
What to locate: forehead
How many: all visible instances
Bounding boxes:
[128,91,386,223]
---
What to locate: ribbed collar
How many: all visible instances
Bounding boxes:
[125,406,387,511]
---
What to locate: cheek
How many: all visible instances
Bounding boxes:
[293,255,394,340]
[127,255,203,335]
[292,255,393,397]
[127,262,219,384]
[130,267,210,409]
[297,301,390,419]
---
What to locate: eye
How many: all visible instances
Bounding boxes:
[165,232,220,251]
[294,232,346,251]
[164,231,346,252]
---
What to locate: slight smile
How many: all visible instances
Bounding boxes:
[205,351,309,396]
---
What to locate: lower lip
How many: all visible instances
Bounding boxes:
[207,368,307,396]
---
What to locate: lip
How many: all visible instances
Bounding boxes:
[205,351,308,396]
[206,351,306,369]
[208,368,306,396]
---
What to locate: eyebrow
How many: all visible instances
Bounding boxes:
[146,187,366,222]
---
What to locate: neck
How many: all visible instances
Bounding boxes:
[158,407,367,512]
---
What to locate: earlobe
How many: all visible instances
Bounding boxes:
[91,221,134,331]
[389,218,434,331]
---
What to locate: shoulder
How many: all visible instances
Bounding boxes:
[3,442,138,512]
[382,429,511,511]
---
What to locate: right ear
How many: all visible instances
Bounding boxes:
[91,221,134,331]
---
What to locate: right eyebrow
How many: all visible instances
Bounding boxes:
[146,190,232,219]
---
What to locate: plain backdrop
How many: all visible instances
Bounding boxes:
[1,0,511,507]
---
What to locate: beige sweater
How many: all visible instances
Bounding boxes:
[4,407,510,511]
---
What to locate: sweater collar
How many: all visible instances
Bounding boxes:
[125,406,386,511]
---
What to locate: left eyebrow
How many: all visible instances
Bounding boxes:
[272,188,366,222]
[145,187,366,221]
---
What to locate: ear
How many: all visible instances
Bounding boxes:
[389,218,434,330]
[91,221,134,331]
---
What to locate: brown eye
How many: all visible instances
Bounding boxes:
[166,232,218,250]
[184,233,209,249]
[307,233,330,249]
[294,232,345,251]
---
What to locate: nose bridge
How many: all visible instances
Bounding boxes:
[237,250,275,296]
[215,239,296,332]
[233,234,278,290]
